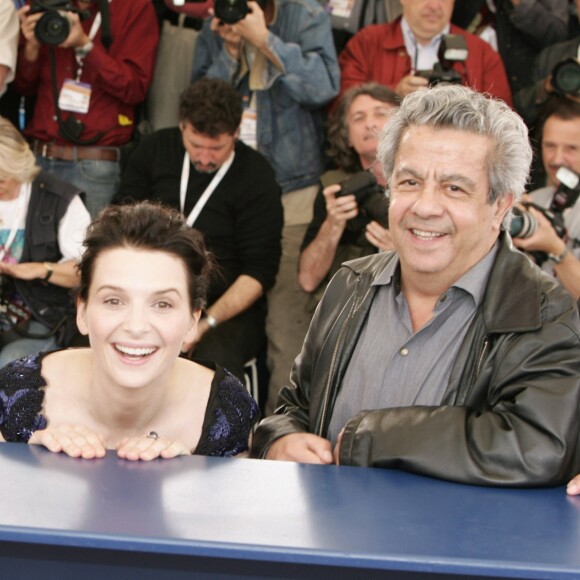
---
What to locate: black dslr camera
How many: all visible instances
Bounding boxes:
[214,0,266,24]
[510,167,579,264]
[335,171,389,244]
[417,34,468,86]
[551,58,580,97]
[30,0,91,46]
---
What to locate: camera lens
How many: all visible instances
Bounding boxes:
[551,58,580,96]
[509,207,537,239]
[35,11,71,45]
[214,0,248,24]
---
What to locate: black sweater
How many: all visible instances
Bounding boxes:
[116,129,283,304]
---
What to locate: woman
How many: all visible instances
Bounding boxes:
[0,117,91,367]
[0,202,259,459]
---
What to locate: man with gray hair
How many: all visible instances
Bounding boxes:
[251,84,580,487]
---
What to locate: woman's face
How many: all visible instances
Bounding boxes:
[76,247,199,390]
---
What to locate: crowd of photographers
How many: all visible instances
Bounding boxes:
[0,0,579,486]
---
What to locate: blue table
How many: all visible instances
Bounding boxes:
[0,443,579,579]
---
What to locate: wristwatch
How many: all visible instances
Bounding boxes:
[547,247,569,265]
[75,40,94,58]
[43,262,54,281]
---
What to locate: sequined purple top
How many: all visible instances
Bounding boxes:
[0,353,259,457]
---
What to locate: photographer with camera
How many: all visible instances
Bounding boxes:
[192,0,339,415]
[15,0,158,217]
[338,0,512,105]
[512,97,580,300]
[514,0,579,131]
[298,84,399,298]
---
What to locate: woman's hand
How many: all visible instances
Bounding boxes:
[116,433,191,461]
[28,425,107,459]
[567,474,580,496]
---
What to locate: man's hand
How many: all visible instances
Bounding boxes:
[231,1,269,50]
[512,205,566,256]
[365,221,394,252]
[265,433,334,464]
[29,425,107,459]
[323,184,358,230]
[395,74,429,97]
[18,5,42,60]
[567,474,580,496]
[59,12,90,49]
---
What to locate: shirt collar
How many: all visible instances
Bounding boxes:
[371,240,500,306]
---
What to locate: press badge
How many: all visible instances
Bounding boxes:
[327,0,356,19]
[58,79,92,114]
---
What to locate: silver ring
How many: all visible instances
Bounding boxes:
[146,431,159,440]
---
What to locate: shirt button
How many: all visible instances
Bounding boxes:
[400,347,409,356]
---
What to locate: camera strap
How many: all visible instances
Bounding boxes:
[179,151,235,227]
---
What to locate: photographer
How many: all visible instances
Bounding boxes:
[192,0,339,415]
[513,98,580,300]
[298,84,399,298]
[338,0,512,104]
[15,0,158,217]
[514,0,579,130]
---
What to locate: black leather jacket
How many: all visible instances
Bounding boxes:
[252,234,580,487]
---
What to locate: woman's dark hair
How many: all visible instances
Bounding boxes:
[77,202,214,311]
[327,83,401,173]
[178,78,243,137]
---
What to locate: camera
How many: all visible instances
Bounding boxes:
[30,0,90,46]
[214,0,266,25]
[510,167,579,264]
[335,171,389,244]
[417,34,468,86]
[551,58,580,97]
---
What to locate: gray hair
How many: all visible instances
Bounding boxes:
[378,85,532,206]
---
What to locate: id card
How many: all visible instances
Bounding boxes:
[58,79,92,114]
[327,0,356,19]
[240,107,258,150]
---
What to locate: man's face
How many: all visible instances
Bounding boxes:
[541,115,580,186]
[400,0,454,43]
[180,121,237,174]
[388,126,512,291]
[346,94,397,165]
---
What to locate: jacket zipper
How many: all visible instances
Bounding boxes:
[465,336,489,401]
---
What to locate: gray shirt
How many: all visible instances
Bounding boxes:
[328,244,499,444]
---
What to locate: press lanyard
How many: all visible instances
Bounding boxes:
[0,183,30,262]
[179,151,235,227]
[74,11,103,80]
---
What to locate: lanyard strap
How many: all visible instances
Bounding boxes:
[179,151,235,227]
[0,183,30,262]
[74,11,104,79]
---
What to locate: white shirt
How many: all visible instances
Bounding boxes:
[0,0,19,96]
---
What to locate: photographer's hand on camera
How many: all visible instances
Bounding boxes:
[395,74,429,98]
[365,220,394,252]
[18,5,42,61]
[57,12,89,50]
[212,1,282,69]
[297,184,359,293]
[513,205,566,257]
[324,183,358,231]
